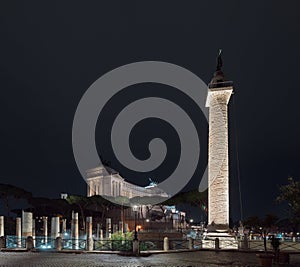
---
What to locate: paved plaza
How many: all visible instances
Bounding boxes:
[0,251,300,267]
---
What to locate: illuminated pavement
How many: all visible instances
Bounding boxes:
[1,251,300,267]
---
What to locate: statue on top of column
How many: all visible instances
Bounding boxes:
[216,49,223,71]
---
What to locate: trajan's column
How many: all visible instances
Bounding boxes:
[206,50,233,231]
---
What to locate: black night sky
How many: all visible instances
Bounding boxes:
[0,1,300,222]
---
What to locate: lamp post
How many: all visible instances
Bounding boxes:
[132,205,138,241]
[189,219,194,230]
[132,204,139,255]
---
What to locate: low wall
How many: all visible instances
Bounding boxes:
[138,231,183,241]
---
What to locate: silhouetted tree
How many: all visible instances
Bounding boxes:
[28,197,71,217]
[66,195,90,231]
[163,189,208,213]
[243,216,261,231]
[262,213,278,228]
[0,184,32,216]
[276,177,300,230]
[87,195,116,224]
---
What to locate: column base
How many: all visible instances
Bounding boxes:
[202,231,238,250]
[86,237,94,251]
[207,223,229,232]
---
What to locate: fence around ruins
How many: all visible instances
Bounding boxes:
[2,235,300,254]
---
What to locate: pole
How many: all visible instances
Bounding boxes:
[134,211,137,240]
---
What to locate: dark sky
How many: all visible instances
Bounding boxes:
[0,1,300,222]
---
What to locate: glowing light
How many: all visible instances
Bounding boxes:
[132,205,139,212]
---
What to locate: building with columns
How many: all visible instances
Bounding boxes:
[85,165,184,232]
[86,165,168,199]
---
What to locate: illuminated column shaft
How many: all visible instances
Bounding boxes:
[62,219,67,234]
[43,216,48,243]
[87,181,92,197]
[86,216,93,251]
[32,219,36,247]
[51,217,60,239]
[22,211,33,237]
[0,216,4,237]
[96,223,100,240]
[86,217,92,238]
[71,211,79,249]
[16,217,21,248]
[206,86,232,227]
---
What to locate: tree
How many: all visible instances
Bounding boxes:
[163,189,208,214]
[243,216,261,231]
[0,184,32,217]
[183,189,208,212]
[66,195,90,231]
[262,213,278,229]
[28,197,71,217]
[276,177,300,228]
[87,195,116,225]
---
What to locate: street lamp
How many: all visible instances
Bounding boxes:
[132,205,139,241]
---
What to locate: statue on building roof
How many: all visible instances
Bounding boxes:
[148,178,157,186]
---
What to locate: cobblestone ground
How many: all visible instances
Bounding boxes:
[0,251,300,267]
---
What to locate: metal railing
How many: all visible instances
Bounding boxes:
[2,235,300,253]
[5,235,26,249]
[279,241,300,251]
[34,237,54,249]
[193,239,202,249]
[139,240,163,251]
[247,239,300,252]
[169,239,189,250]
[62,239,86,250]
[94,240,132,251]
[139,239,191,251]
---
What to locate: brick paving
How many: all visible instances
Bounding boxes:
[0,251,300,267]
